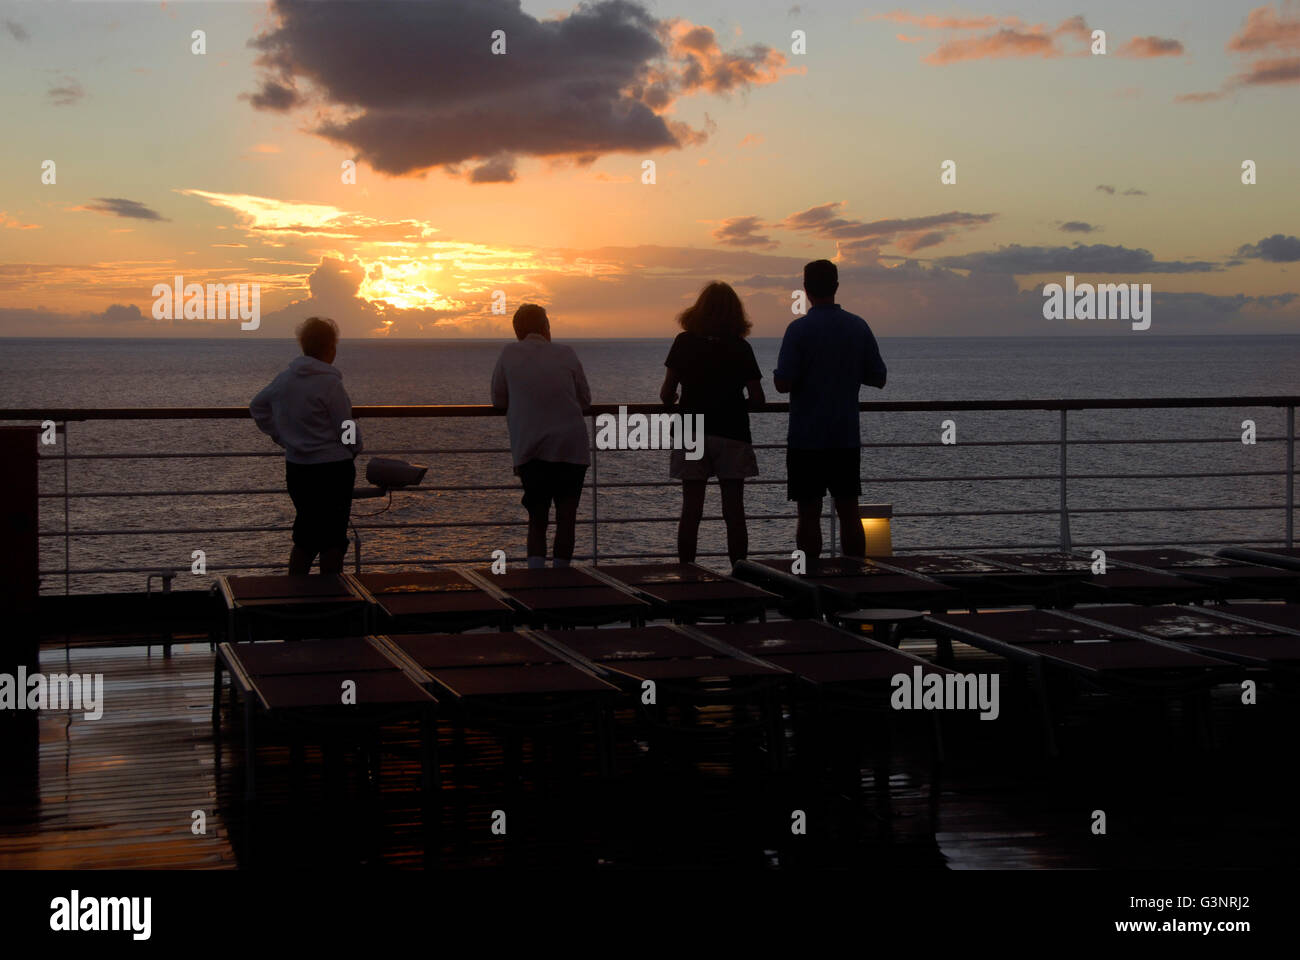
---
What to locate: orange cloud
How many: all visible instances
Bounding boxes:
[881,11,1185,65]
[711,216,774,249]
[875,13,1096,64]
[1179,3,1300,101]
[1118,36,1185,58]
[925,26,1057,64]
[1234,54,1300,84]
[1228,3,1300,51]
[0,211,40,230]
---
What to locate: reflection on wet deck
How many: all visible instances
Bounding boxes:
[1,637,1295,870]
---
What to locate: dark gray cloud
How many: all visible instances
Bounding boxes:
[1146,291,1298,326]
[246,0,789,177]
[936,243,1218,274]
[47,77,84,106]
[81,198,168,221]
[780,203,994,239]
[248,79,301,111]
[1095,185,1146,197]
[100,303,147,324]
[469,154,518,183]
[776,202,995,261]
[1236,233,1300,262]
[896,230,947,252]
[712,216,774,248]
[1059,221,1096,233]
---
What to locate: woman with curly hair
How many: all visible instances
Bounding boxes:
[660,281,765,566]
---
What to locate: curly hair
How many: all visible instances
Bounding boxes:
[677,282,751,339]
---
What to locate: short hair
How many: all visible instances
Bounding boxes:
[296,316,339,359]
[512,303,549,340]
[803,259,839,299]
[677,281,751,339]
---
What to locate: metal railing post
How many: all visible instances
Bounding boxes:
[1059,408,1072,552]
[1287,405,1295,548]
[590,415,599,565]
[63,421,71,596]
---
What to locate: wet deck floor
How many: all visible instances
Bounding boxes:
[1,636,1296,870]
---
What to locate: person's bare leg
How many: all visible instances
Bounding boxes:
[677,480,707,563]
[289,545,316,575]
[719,479,748,565]
[319,546,346,575]
[553,498,579,562]
[527,509,549,561]
[796,498,823,559]
[835,496,866,558]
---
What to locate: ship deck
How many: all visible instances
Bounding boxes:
[3,630,1295,871]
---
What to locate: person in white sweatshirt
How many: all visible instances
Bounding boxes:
[490,303,591,569]
[250,317,361,575]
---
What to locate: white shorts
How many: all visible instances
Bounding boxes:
[669,434,759,481]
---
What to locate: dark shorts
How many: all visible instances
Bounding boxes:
[786,447,861,502]
[286,458,355,553]
[517,459,587,515]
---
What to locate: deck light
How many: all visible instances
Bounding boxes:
[859,503,893,556]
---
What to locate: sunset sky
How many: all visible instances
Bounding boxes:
[1,0,1298,338]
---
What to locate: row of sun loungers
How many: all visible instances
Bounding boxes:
[210,547,1300,863]
[219,562,784,643]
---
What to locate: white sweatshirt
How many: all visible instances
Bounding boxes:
[250,355,362,464]
[490,334,591,467]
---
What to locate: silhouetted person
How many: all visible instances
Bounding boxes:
[774,260,886,558]
[250,316,361,575]
[661,282,765,565]
[491,303,591,568]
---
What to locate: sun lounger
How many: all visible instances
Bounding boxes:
[586,562,781,623]
[537,624,790,768]
[872,553,1072,608]
[925,608,1235,755]
[460,565,650,627]
[348,568,514,633]
[214,636,437,865]
[733,556,960,619]
[975,552,1205,606]
[1064,604,1300,673]
[380,630,620,783]
[1216,546,1300,572]
[219,573,369,642]
[1105,549,1300,601]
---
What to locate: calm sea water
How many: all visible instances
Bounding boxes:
[2,335,1298,593]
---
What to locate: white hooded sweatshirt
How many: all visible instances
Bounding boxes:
[250,355,362,464]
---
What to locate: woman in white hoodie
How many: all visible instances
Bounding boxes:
[250,317,361,575]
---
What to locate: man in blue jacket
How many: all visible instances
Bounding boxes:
[774,260,887,558]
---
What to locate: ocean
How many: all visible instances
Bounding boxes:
[2,335,1298,593]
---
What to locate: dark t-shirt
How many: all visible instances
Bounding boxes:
[664,332,762,443]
